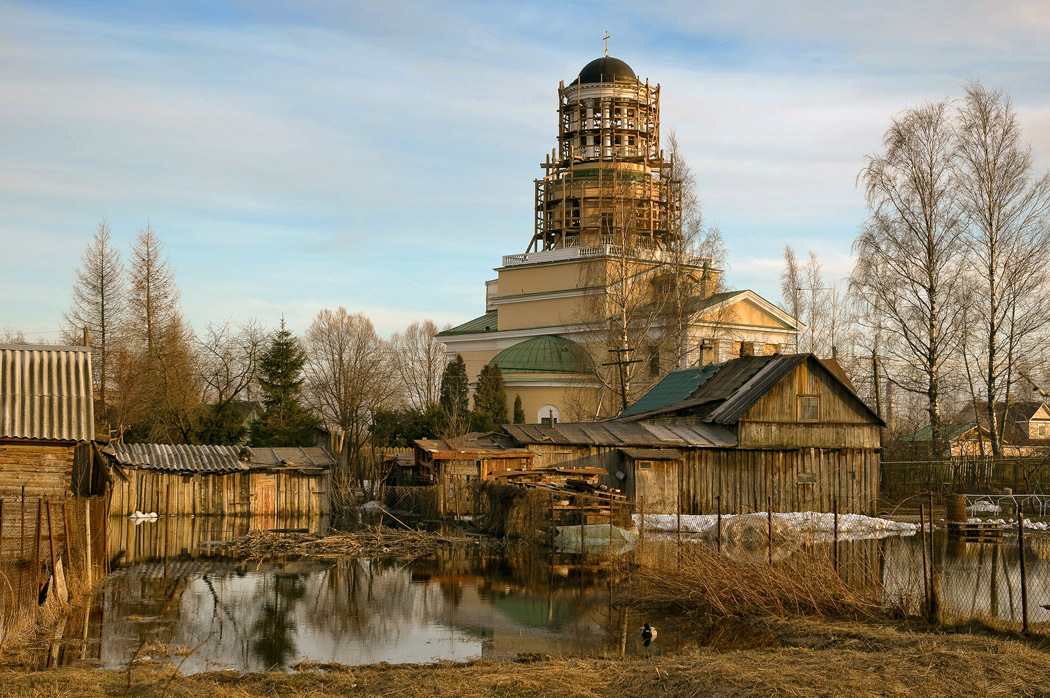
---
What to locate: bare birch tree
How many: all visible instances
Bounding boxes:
[954,82,1050,455]
[194,318,265,443]
[781,245,805,351]
[389,320,447,409]
[853,100,965,457]
[63,217,125,430]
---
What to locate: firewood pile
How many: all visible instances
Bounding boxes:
[217,526,490,561]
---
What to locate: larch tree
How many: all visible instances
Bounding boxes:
[853,100,966,458]
[954,82,1050,455]
[63,217,125,432]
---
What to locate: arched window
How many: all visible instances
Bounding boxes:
[538,405,561,425]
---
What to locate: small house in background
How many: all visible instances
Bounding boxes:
[898,401,1050,458]
[413,432,534,515]
[505,354,884,515]
[0,344,107,498]
[105,443,332,522]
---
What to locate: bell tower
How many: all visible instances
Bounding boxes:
[529,56,681,252]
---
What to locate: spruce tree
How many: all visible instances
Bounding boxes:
[439,354,469,431]
[513,394,526,424]
[250,320,319,446]
[471,363,508,432]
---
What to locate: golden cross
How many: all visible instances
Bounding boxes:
[603,31,610,56]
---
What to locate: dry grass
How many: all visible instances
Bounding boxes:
[3,619,1050,697]
[621,544,897,621]
[216,526,491,562]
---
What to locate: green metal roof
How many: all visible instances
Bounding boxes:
[618,363,721,418]
[491,335,594,374]
[683,290,746,314]
[438,312,498,337]
[899,423,977,443]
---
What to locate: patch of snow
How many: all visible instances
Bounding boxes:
[634,511,918,541]
[967,499,1001,514]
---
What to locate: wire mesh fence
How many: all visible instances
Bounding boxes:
[881,457,1050,503]
[0,493,108,615]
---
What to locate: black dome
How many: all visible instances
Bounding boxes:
[571,56,637,85]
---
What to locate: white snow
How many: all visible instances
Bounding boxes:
[634,511,918,541]
[967,500,1002,514]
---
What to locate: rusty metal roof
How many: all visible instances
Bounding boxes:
[0,344,94,442]
[109,443,335,473]
[503,422,735,448]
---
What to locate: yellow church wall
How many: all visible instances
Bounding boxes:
[701,298,788,329]
[497,260,601,296]
[502,381,601,424]
[498,296,599,331]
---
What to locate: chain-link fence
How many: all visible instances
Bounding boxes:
[882,457,1050,503]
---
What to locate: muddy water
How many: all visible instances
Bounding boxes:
[41,517,1050,672]
[43,516,776,673]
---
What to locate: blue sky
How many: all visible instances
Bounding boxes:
[4,0,1050,340]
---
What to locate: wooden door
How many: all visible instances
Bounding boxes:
[252,474,277,530]
[634,459,680,514]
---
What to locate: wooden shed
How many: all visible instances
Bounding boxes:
[413,432,534,516]
[105,443,332,520]
[0,344,106,498]
[504,354,884,515]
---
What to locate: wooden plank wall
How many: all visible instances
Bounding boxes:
[522,443,879,515]
[0,440,75,497]
[108,468,330,517]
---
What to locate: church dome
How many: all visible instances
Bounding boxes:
[571,56,638,85]
[491,335,594,374]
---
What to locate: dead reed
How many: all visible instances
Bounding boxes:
[218,526,488,561]
[620,544,896,621]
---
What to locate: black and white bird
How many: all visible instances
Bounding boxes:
[641,623,658,647]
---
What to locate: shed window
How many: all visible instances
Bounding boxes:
[799,395,820,421]
[636,460,653,470]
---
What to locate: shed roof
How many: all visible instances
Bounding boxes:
[619,447,683,460]
[0,344,94,442]
[503,421,736,448]
[109,443,334,474]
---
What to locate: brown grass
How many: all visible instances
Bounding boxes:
[620,544,897,621]
[3,618,1050,697]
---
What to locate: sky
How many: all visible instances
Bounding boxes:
[4,0,1050,341]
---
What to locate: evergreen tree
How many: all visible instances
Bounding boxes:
[471,363,508,432]
[250,320,319,446]
[513,394,526,424]
[439,354,469,432]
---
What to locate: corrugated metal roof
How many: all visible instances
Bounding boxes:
[437,312,498,337]
[109,443,336,473]
[111,443,249,473]
[0,344,94,441]
[620,447,682,460]
[503,422,735,448]
[618,364,719,418]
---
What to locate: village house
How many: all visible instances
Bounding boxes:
[0,344,106,498]
[503,353,883,515]
[104,443,333,522]
[899,401,1050,458]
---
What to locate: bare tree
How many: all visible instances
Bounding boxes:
[802,252,825,354]
[954,82,1050,455]
[194,318,265,443]
[304,308,397,494]
[389,320,447,409]
[853,100,965,457]
[781,245,805,351]
[63,217,125,429]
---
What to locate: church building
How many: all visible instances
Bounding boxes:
[439,54,800,423]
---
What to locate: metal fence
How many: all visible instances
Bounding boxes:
[0,493,109,614]
[881,457,1050,503]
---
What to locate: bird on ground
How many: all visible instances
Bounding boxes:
[641,623,657,647]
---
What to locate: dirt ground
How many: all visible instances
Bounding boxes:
[5,618,1050,698]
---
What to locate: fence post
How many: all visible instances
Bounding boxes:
[716,494,722,554]
[639,497,645,551]
[767,496,773,566]
[62,501,71,577]
[1019,504,1029,634]
[84,499,92,588]
[919,504,930,617]
[0,499,4,564]
[46,499,56,580]
[833,498,839,573]
[33,499,41,600]
[676,493,682,567]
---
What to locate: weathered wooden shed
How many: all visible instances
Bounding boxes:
[0,344,105,498]
[414,432,534,515]
[504,354,883,515]
[105,443,332,519]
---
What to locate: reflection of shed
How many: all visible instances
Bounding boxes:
[506,354,884,515]
[105,444,332,518]
[0,344,106,497]
[414,432,534,515]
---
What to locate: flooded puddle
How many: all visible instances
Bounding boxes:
[37,515,1050,672]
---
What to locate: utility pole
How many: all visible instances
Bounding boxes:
[603,344,640,412]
